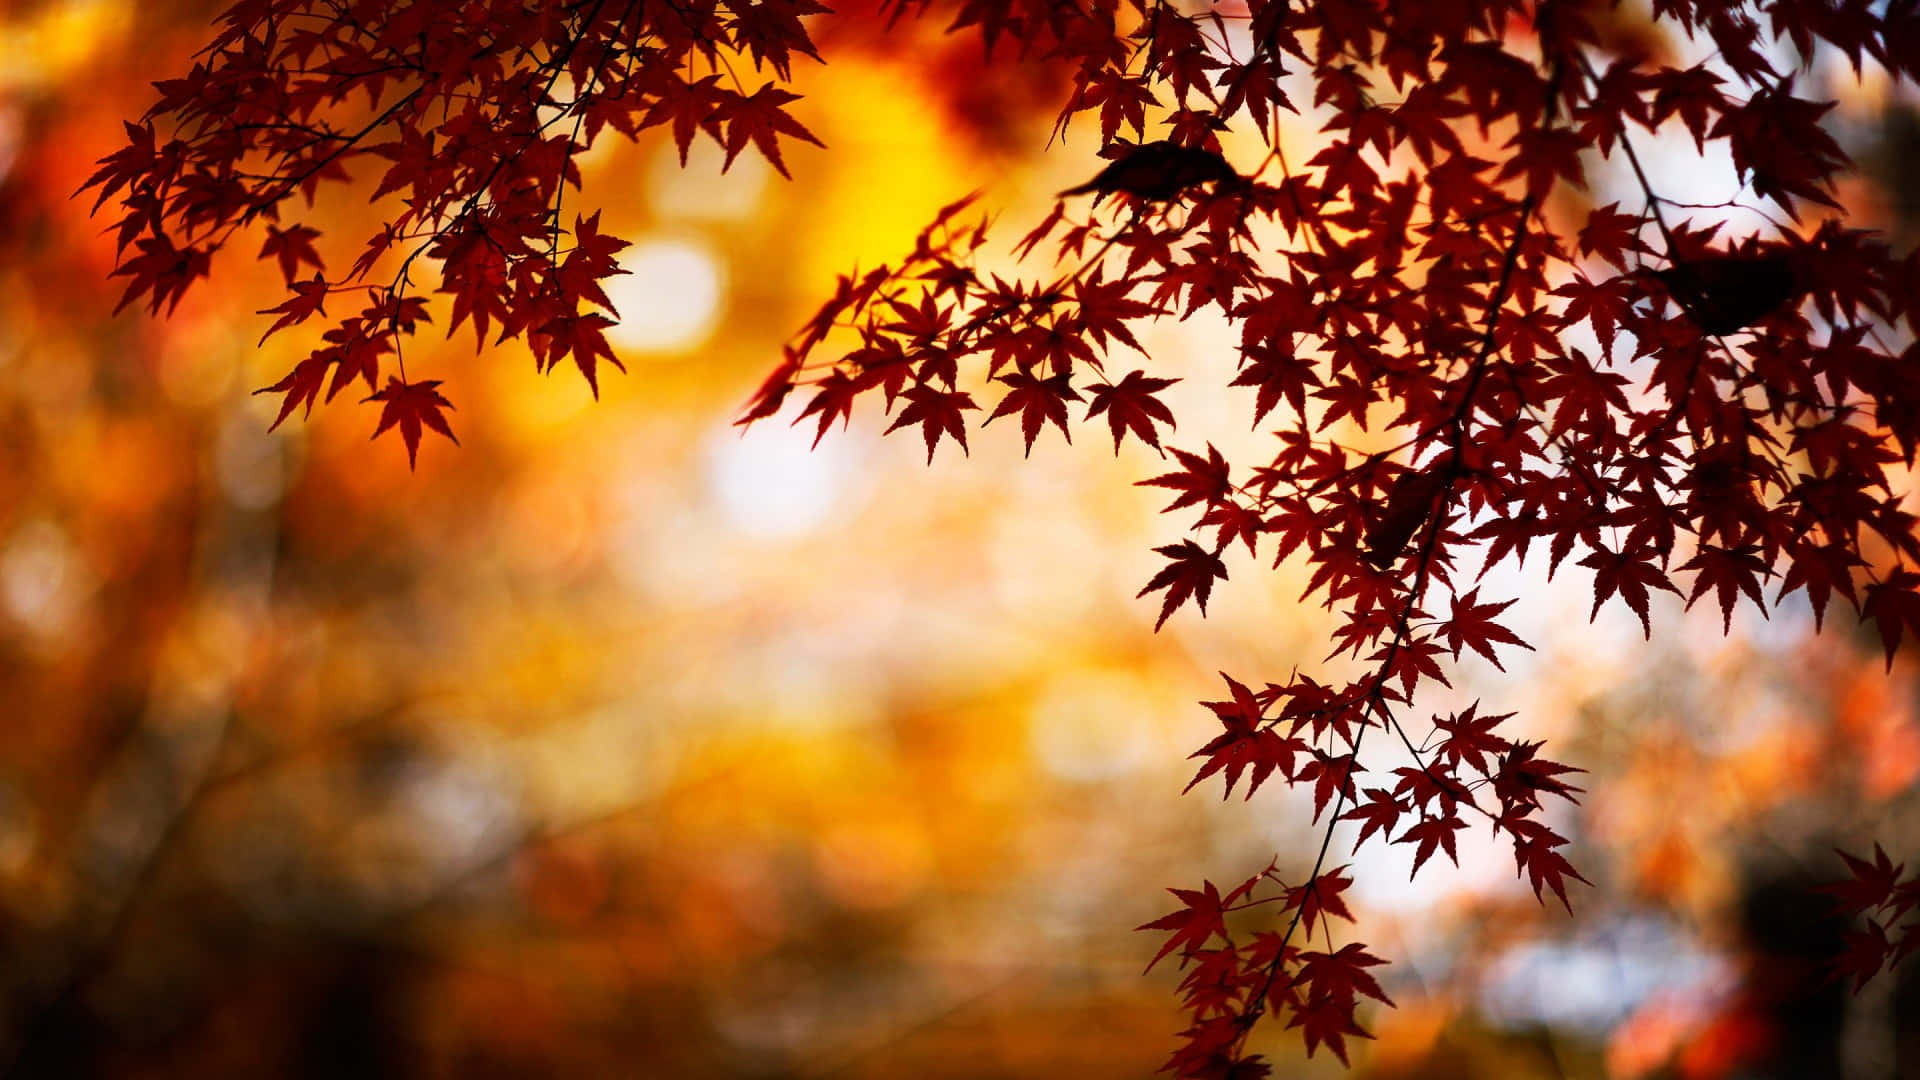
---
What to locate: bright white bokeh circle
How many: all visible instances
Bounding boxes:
[602,237,726,353]
[703,419,851,540]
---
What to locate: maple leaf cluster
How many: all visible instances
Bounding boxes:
[1145,678,1586,1071]
[85,0,830,458]
[93,0,1920,1072]
[1821,845,1920,989]
[1138,866,1391,1074]
[742,0,1920,1069]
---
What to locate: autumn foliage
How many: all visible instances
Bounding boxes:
[85,0,1920,1072]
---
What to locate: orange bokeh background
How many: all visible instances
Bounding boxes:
[0,2,1917,1076]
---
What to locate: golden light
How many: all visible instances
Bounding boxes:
[603,236,728,353]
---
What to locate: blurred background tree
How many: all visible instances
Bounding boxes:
[0,1,1918,1077]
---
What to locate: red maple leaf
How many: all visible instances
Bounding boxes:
[1138,540,1228,630]
[885,384,978,462]
[1863,569,1920,666]
[531,311,626,398]
[1293,942,1393,1008]
[1576,202,1652,272]
[1648,64,1727,150]
[737,347,802,426]
[110,234,213,316]
[1073,270,1164,354]
[364,376,459,469]
[1428,704,1513,775]
[1230,338,1321,427]
[715,82,824,179]
[255,355,332,432]
[1394,813,1468,879]
[1287,991,1372,1066]
[1185,673,1308,800]
[1830,918,1892,991]
[1493,740,1586,810]
[1339,788,1407,853]
[1139,444,1233,513]
[1286,943,1392,1065]
[1578,544,1682,637]
[1296,751,1362,824]
[1501,813,1592,912]
[983,370,1080,454]
[1087,370,1179,453]
[259,223,324,286]
[1822,844,1908,915]
[257,274,332,344]
[1439,589,1532,671]
[1680,543,1772,632]
[1138,878,1252,972]
[795,370,861,447]
[1282,868,1356,939]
